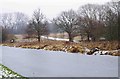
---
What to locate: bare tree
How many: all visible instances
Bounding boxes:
[12,12,29,34]
[104,1,119,41]
[0,13,13,42]
[0,13,13,29]
[0,12,29,42]
[0,12,28,34]
[53,9,79,42]
[78,4,106,41]
[26,9,48,42]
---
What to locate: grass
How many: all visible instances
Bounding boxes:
[1,40,119,50]
[0,64,28,79]
[1,39,120,56]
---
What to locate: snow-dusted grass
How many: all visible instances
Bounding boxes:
[0,64,27,78]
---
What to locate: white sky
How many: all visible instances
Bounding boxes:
[0,0,112,20]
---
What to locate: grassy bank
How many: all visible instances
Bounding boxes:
[1,40,120,56]
[0,64,27,79]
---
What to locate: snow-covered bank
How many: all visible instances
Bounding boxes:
[0,64,26,78]
[1,46,118,77]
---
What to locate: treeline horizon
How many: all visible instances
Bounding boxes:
[0,1,119,42]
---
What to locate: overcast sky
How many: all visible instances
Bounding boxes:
[0,0,112,20]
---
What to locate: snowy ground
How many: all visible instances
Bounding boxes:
[0,64,25,78]
[41,36,79,42]
[41,36,69,41]
[0,46,118,77]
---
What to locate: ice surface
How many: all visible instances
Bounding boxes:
[0,46,118,77]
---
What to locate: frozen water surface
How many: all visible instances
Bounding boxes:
[0,46,118,77]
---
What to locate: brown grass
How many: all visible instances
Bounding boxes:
[1,40,119,56]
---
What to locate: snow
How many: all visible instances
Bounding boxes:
[0,64,21,77]
[41,36,69,41]
[0,46,118,77]
[41,36,79,42]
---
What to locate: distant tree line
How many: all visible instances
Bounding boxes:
[0,1,119,42]
[53,1,119,42]
[0,12,28,42]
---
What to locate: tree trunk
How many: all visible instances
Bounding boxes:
[37,35,41,42]
[91,35,96,41]
[87,33,90,42]
[68,33,73,42]
[92,37,96,41]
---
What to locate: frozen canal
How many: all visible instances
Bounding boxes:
[0,46,118,77]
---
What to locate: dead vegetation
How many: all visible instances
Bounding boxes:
[1,40,120,56]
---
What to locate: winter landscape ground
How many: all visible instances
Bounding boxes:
[0,35,120,78]
[0,0,119,78]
